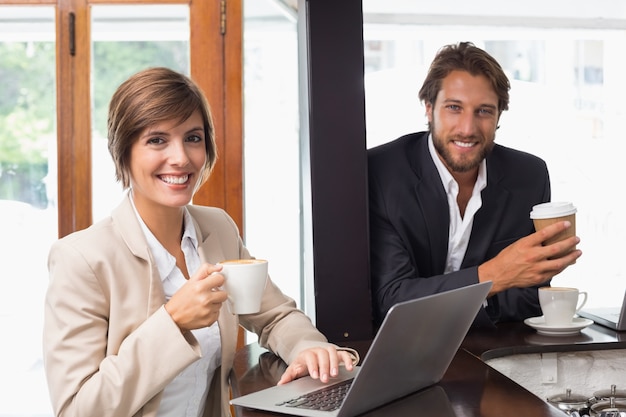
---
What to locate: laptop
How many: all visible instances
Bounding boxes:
[230,281,492,417]
[578,289,626,331]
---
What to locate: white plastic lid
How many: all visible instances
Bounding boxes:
[530,202,577,219]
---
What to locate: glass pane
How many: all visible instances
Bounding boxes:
[91,5,190,222]
[362,2,626,308]
[243,2,301,308]
[0,6,56,416]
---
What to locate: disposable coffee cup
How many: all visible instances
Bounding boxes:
[219,259,268,315]
[538,286,587,326]
[530,202,577,246]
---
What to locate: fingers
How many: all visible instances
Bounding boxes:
[337,350,355,371]
[480,223,583,293]
[531,220,573,245]
[541,246,582,274]
[277,346,356,386]
[190,262,223,283]
[164,263,228,331]
[543,236,581,260]
[277,362,306,385]
[190,263,227,298]
[523,220,581,263]
[311,347,331,382]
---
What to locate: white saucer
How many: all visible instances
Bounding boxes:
[524,316,593,336]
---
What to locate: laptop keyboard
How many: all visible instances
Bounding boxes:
[276,378,354,411]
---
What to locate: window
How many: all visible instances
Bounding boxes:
[243,0,301,306]
[0,7,56,415]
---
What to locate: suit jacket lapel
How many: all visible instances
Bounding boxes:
[112,193,166,313]
[462,156,509,267]
[192,219,227,265]
[410,135,450,272]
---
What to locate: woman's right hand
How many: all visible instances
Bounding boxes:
[165,263,228,331]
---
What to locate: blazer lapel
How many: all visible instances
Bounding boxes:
[410,136,451,272]
[192,222,227,266]
[112,194,152,260]
[111,193,166,313]
[462,159,509,267]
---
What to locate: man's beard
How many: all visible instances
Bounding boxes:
[432,130,495,173]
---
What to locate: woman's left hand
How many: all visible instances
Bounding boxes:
[277,346,356,385]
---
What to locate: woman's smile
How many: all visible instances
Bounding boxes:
[159,174,191,185]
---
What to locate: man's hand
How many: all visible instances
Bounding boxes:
[478,221,582,295]
[277,346,357,385]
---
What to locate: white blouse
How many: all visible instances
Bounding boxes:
[131,199,222,417]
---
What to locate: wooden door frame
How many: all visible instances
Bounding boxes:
[56,0,92,236]
[191,0,243,233]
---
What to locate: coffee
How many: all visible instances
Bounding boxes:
[538,286,587,326]
[220,259,266,265]
[530,202,577,246]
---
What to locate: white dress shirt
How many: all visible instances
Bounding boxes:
[131,197,222,417]
[427,135,487,273]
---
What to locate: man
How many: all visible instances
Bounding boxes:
[368,42,582,328]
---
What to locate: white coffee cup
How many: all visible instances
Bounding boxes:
[218,259,268,315]
[538,286,587,326]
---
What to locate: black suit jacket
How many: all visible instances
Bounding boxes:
[368,132,551,327]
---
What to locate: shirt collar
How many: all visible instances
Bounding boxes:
[129,194,198,282]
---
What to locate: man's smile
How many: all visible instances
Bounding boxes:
[453,140,477,148]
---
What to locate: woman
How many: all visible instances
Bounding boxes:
[43,67,357,417]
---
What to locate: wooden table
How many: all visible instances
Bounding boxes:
[230,322,626,416]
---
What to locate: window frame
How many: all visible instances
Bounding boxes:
[3,0,243,238]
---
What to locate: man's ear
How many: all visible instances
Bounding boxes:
[424,101,434,123]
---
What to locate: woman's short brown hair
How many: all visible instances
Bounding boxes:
[418,42,510,114]
[107,67,217,189]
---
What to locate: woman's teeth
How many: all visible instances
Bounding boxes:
[160,175,189,184]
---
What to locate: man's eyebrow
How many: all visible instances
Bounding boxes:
[442,99,497,107]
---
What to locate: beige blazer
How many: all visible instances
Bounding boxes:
[43,194,336,417]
